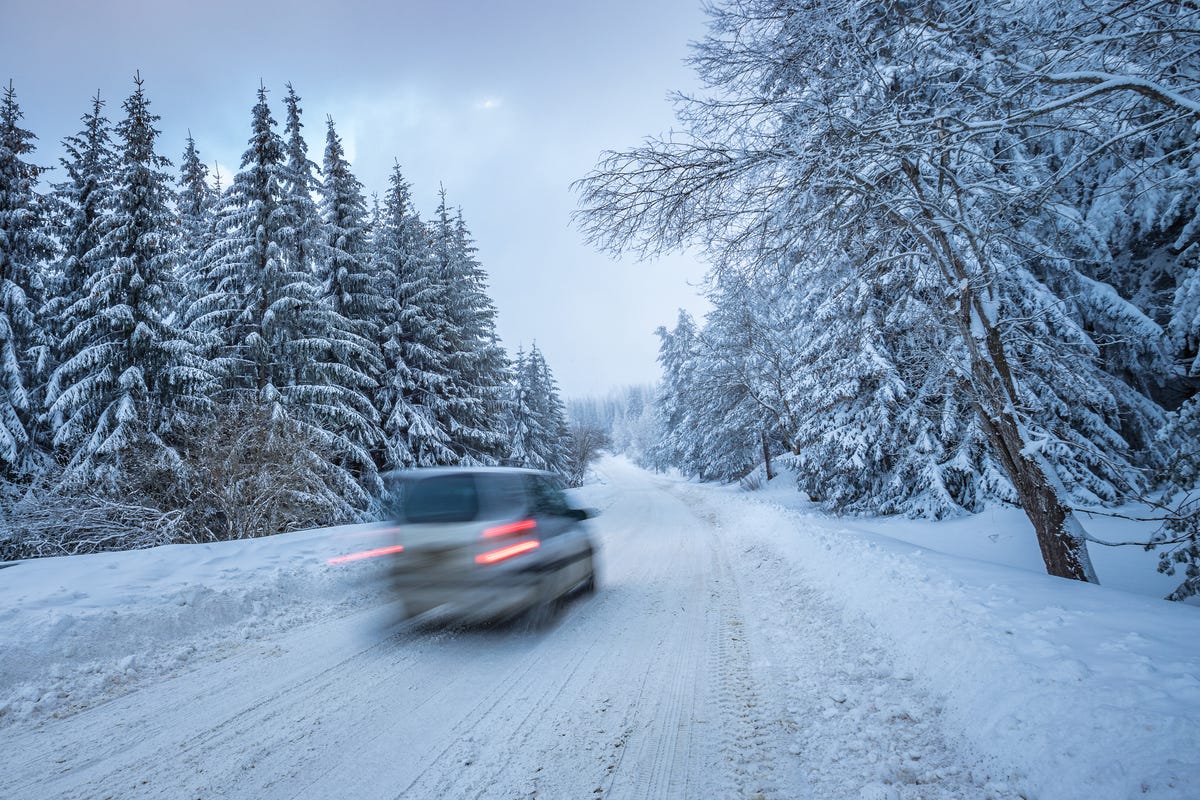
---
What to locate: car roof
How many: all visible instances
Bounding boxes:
[383,466,554,481]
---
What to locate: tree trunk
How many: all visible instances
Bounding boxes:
[761,429,775,481]
[900,158,1100,585]
[968,339,1099,583]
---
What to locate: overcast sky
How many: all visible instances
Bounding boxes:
[2,0,713,399]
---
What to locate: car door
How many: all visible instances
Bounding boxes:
[522,474,573,593]
[524,474,589,594]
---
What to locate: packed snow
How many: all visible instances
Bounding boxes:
[1,456,1197,799]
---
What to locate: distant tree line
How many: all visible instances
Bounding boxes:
[0,77,578,557]
[576,0,1200,599]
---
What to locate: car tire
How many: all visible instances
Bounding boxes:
[520,576,559,632]
[401,597,434,620]
[580,552,597,595]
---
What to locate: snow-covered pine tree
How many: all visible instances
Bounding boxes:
[193,86,377,520]
[533,344,571,476]
[507,346,532,467]
[684,273,791,484]
[0,82,52,481]
[319,117,381,336]
[310,114,384,492]
[279,84,325,278]
[429,191,510,465]
[508,343,570,475]
[48,92,113,361]
[371,163,454,469]
[176,132,214,297]
[46,74,212,488]
[648,310,701,475]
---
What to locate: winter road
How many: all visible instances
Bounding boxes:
[2,459,1010,799]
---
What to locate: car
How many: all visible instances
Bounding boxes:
[380,466,598,627]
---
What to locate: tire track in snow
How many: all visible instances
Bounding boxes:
[671,481,1026,800]
[389,616,603,799]
[701,508,802,800]
[3,604,427,800]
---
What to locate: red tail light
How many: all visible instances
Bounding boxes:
[476,539,540,564]
[327,544,405,565]
[482,519,537,538]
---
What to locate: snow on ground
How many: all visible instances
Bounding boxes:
[0,521,398,726]
[1,455,1197,799]
[664,466,1200,800]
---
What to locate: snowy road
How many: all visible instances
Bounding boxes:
[4,460,1019,799]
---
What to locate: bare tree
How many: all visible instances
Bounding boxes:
[563,421,609,487]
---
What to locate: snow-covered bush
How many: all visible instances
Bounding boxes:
[177,401,361,542]
[0,476,185,560]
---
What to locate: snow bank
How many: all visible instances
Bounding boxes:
[0,523,396,727]
[683,481,1200,800]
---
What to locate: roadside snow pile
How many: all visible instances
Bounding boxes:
[0,523,397,728]
[677,480,1200,800]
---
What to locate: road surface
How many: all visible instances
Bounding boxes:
[2,459,1010,799]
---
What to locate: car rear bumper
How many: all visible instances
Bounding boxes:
[392,562,545,622]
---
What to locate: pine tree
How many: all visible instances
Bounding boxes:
[48,92,113,354]
[310,114,383,491]
[45,74,211,487]
[649,310,701,474]
[279,83,324,277]
[684,276,788,484]
[318,116,384,384]
[429,192,510,464]
[193,86,377,516]
[0,82,52,480]
[319,117,378,325]
[372,163,454,468]
[176,132,214,294]
[508,343,569,475]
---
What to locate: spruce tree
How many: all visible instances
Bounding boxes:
[508,343,569,475]
[318,116,384,385]
[49,92,113,354]
[194,86,377,517]
[279,84,324,277]
[650,310,700,474]
[176,132,214,294]
[0,82,52,480]
[372,163,454,468]
[309,115,383,492]
[429,192,510,464]
[46,74,211,487]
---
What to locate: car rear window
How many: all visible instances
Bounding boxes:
[401,475,480,523]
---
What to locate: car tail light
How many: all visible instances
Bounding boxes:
[482,519,537,538]
[475,539,540,564]
[327,544,405,565]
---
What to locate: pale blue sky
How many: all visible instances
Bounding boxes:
[2,0,712,397]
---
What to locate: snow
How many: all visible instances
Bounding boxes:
[691,471,1200,798]
[2,456,1198,798]
[0,522,397,725]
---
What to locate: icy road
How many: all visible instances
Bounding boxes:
[7,458,1190,799]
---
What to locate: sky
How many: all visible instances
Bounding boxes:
[1,0,713,399]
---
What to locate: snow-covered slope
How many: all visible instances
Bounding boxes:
[1,456,1197,799]
[0,521,397,724]
[671,471,1200,799]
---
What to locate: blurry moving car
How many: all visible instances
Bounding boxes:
[381,467,598,626]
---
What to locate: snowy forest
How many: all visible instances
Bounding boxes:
[574,0,1200,599]
[0,77,581,559]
